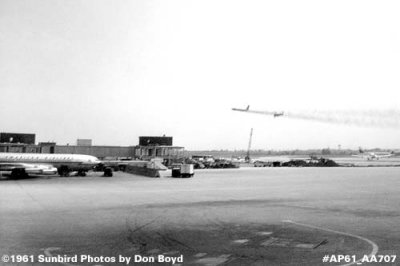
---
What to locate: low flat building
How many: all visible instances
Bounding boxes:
[55,145,134,159]
[0,143,40,153]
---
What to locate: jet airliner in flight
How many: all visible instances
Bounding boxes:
[232,105,284,118]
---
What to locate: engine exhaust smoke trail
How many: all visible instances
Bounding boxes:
[248,109,400,128]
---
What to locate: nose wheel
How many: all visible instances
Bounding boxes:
[77,170,87,177]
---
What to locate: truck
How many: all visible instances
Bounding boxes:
[171,164,194,178]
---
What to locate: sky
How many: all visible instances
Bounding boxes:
[1,0,399,150]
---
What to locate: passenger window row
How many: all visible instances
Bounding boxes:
[2,156,72,160]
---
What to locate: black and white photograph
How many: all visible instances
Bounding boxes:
[1,1,399,265]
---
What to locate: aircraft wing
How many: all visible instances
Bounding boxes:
[0,163,58,175]
[232,105,250,112]
[376,154,393,158]
[352,153,367,157]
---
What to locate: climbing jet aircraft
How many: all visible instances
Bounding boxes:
[232,105,284,118]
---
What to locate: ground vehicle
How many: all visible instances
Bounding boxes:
[253,160,271,167]
[171,164,194,178]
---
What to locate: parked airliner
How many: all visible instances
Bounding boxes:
[0,153,101,178]
[352,148,394,160]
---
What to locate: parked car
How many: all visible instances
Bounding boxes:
[253,160,270,167]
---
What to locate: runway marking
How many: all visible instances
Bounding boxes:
[295,243,315,249]
[195,254,231,266]
[282,220,379,266]
[256,231,273,236]
[163,250,181,255]
[232,239,249,244]
[43,247,61,257]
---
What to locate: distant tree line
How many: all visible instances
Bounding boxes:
[186,148,360,158]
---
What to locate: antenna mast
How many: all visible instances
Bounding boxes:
[245,128,253,163]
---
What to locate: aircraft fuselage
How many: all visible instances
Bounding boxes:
[0,152,101,177]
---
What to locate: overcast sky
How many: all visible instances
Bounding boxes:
[1,0,399,150]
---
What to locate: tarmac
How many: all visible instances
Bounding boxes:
[0,165,399,265]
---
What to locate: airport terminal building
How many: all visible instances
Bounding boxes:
[0,132,184,162]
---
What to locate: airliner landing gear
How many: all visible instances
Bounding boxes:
[11,168,27,179]
[77,170,86,177]
[58,166,70,177]
[103,167,113,177]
